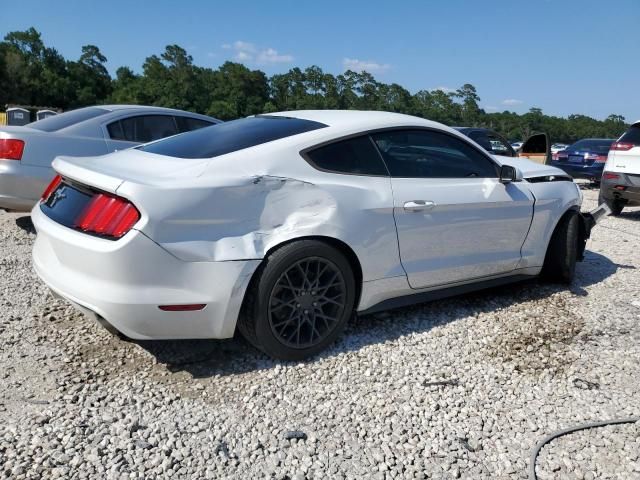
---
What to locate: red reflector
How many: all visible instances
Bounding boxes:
[602,172,620,180]
[41,175,62,201]
[614,185,626,191]
[0,139,25,160]
[158,304,207,312]
[610,142,634,151]
[74,193,140,238]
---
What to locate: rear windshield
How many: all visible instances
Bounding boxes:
[29,107,110,132]
[566,139,614,154]
[139,115,328,159]
[619,125,640,145]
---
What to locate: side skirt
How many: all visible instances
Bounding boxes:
[358,274,534,316]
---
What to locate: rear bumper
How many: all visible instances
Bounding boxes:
[0,161,53,211]
[553,162,603,182]
[31,205,260,340]
[600,173,640,206]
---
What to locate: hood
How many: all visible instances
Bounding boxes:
[52,149,211,193]
[494,155,567,179]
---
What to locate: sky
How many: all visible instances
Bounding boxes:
[1,0,639,121]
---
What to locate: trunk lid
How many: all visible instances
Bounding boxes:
[52,149,212,193]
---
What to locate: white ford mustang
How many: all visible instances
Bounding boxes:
[32,111,606,360]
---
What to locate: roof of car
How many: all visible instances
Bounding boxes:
[451,126,483,131]
[99,105,205,115]
[573,138,615,141]
[266,110,444,132]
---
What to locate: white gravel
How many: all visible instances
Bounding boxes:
[1,187,639,479]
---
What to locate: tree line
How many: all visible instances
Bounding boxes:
[0,28,629,142]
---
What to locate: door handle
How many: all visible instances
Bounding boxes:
[403,200,436,212]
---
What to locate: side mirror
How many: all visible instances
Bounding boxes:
[500,165,523,183]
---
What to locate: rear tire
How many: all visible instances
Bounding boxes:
[542,210,580,284]
[598,191,624,216]
[237,240,356,361]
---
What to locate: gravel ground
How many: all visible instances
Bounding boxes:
[1,187,639,479]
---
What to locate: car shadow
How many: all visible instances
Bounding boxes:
[617,209,640,221]
[15,215,36,234]
[135,250,625,379]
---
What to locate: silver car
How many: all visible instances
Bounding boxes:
[0,105,220,211]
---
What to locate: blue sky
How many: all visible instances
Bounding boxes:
[2,0,638,121]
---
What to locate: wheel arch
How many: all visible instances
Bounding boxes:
[241,235,364,316]
[544,206,586,262]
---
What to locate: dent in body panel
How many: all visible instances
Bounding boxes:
[518,181,582,268]
[137,174,402,283]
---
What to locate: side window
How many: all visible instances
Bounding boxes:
[469,131,493,152]
[174,116,214,133]
[305,135,388,176]
[487,133,514,157]
[107,115,178,143]
[371,129,499,178]
[619,125,640,145]
[107,121,126,141]
[469,131,514,157]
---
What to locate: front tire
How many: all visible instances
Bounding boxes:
[542,210,580,284]
[238,240,356,361]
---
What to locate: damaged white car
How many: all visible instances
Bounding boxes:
[32,111,607,360]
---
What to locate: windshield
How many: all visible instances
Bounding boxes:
[139,115,327,159]
[566,139,614,154]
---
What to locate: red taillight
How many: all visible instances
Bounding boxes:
[589,155,607,163]
[158,304,206,312]
[74,193,140,238]
[41,175,62,201]
[610,142,634,151]
[602,172,620,180]
[0,139,25,160]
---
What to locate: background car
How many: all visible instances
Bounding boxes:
[455,127,550,164]
[0,105,220,211]
[453,127,517,157]
[551,138,614,184]
[511,141,523,151]
[551,143,569,154]
[599,120,640,215]
[32,110,597,360]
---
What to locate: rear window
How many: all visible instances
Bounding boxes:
[619,125,640,145]
[175,116,215,133]
[29,107,109,132]
[139,116,327,159]
[566,139,614,154]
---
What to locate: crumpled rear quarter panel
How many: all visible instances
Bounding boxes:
[119,149,403,283]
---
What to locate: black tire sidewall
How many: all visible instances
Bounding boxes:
[543,211,580,283]
[253,241,356,361]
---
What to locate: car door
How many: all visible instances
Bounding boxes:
[518,132,550,164]
[371,128,534,289]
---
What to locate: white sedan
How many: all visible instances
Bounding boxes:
[32,111,606,360]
